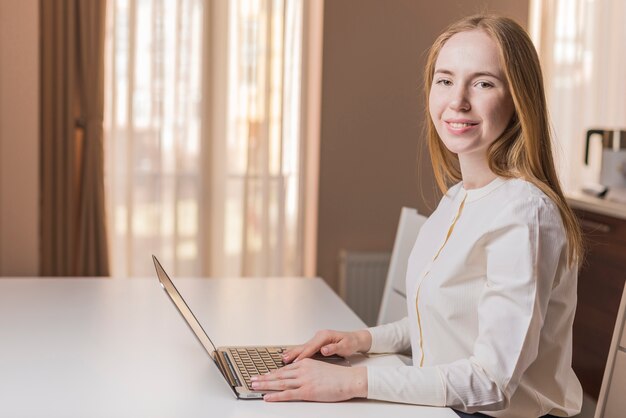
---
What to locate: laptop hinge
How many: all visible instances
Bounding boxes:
[216,351,241,388]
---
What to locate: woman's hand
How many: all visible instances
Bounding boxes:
[282,329,372,363]
[250,359,367,402]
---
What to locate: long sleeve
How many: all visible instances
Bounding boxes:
[433,195,567,411]
[364,185,579,416]
[366,364,447,406]
[366,316,411,354]
[366,317,447,405]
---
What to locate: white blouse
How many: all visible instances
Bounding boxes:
[366,177,582,418]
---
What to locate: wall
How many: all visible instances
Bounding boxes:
[317,0,529,289]
[0,0,39,276]
[0,0,528,280]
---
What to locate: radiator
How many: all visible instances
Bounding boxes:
[338,250,391,326]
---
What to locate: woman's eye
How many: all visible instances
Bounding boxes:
[476,81,494,89]
[435,79,452,86]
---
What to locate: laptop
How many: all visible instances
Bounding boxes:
[152,255,350,399]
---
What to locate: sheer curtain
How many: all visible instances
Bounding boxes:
[530,0,626,192]
[104,0,316,278]
[104,0,204,277]
[207,0,307,277]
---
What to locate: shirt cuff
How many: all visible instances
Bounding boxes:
[366,326,387,353]
[366,317,410,354]
[366,365,446,406]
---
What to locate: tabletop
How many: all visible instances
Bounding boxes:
[0,276,455,418]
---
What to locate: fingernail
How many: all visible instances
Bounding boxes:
[251,382,258,388]
[251,376,258,381]
[264,394,272,401]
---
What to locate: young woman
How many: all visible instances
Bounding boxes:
[250,15,583,418]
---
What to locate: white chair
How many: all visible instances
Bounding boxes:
[595,285,626,418]
[377,207,427,326]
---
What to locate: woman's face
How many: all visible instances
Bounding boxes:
[429,30,515,159]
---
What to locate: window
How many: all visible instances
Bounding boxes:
[104,0,321,277]
[530,0,626,192]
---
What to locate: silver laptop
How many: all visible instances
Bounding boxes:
[152,255,349,399]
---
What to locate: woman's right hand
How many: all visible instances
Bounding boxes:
[282,329,372,363]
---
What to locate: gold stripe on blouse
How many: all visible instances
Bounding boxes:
[415,193,467,367]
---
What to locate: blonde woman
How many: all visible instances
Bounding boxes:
[251,15,583,418]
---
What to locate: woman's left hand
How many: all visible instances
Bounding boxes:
[250,358,367,402]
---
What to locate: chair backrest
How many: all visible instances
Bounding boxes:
[595,285,626,418]
[377,207,427,326]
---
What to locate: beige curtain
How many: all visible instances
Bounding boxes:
[209,0,307,277]
[530,0,626,192]
[104,0,204,278]
[41,0,110,276]
[103,0,314,278]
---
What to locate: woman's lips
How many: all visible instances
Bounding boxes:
[444,120,479,134]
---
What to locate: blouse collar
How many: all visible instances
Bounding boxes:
[461,176,508,203]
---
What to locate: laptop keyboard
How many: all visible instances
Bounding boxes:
[228,347,286,389]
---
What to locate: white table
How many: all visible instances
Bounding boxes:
[0,277,455,418]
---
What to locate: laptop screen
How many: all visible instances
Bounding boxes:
[152,255,218,357]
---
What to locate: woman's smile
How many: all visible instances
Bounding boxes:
[429,29,514,158]
[445,119,480,134]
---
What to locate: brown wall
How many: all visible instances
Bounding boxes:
[0,0,39,276]
[316,0,529,290]
[0,1,528,280]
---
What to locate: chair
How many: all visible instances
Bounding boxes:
[594,285,626,418]
[377,207,427,326]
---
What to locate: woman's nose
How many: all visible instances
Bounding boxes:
[448,86,470,111]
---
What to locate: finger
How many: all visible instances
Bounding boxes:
[252,378,301,392]
[322,341,352,357]
[263,389,301,402]
[294,336,328,362]
[320,342,339,356]
[281,346,304,363]
[294,344,320,362]
[251,367,298,382]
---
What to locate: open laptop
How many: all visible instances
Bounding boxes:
[152,255,350,399]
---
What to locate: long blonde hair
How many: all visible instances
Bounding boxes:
[423,15,583,267]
